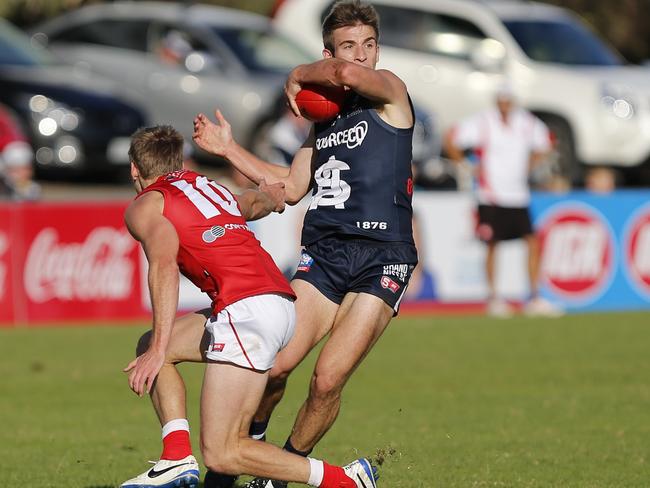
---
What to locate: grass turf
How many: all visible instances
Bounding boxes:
[1,312,649,487]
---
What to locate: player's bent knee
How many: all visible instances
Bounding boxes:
[269,353,302,379]
[136,330,182,364]
[202,445,240,475]
[267,366,291,385]
[310,371,345,400]
[135,331,152,356]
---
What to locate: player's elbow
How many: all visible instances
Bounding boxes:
[285,194,302,206]
[284,183,306,205]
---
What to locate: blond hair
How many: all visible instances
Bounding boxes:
[128,125,184,179]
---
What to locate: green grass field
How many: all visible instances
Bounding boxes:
[2,312,650,487]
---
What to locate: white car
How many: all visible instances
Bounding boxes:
[273,0,650,183]
[31,2,314,163]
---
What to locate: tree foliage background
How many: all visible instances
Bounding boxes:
[2,0,650,64]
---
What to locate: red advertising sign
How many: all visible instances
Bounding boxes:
[0,205,14,325]
[0,202,148,326]
[538,204,615,303]
[624,205,650,297]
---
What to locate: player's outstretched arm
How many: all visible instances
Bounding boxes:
[193,110,313,203]
[236,179,286,221]
[123,191,180,397]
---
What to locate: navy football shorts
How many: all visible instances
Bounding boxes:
[292,236,418,315]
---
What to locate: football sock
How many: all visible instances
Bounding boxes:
[160,419,192,460]
[284,438,312,457]
[317,462,355,488]
[307,458,324,486]
[249,419,269,441]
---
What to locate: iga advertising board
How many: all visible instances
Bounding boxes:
[532,191,650,311]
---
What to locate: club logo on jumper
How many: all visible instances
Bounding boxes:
[623,206,650,296]
[380,275,400,293]
[309,156,351,210]
[202,225,226,243]
[383,264,409,281]
[297,252,314,272]
[537,204,615,302]
[211,342,225,352]
[315,120,368,150]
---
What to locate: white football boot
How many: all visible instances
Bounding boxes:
[120,455,199,488]
[343,458,378,488]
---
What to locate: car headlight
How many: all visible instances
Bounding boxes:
[600,83,636,120]
[28,94,81,136]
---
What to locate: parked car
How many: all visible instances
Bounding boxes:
[0,18,146,178]
[30,1,316,164]
[273,0,650,184]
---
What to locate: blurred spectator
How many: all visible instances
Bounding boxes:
[444,82,562,317]
[267,107,311,166]
[156,29,193,66]
[585,166,617,193]
[0,104,40,201]
[403,212,437,302]
[181,139,199,172]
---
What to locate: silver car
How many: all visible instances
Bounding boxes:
[31,1,314,163]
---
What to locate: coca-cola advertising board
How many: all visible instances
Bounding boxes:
[0,205,14,323]
[1,202,147,326]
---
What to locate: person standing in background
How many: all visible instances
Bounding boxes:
[0,104,40,201]
[444,83,563,318]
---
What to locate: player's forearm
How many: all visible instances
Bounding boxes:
[224,141,290,186]
[290,59,345,88]
[237,190,275,221]
[147,259,180,352]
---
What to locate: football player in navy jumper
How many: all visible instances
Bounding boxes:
[193,1,416,486]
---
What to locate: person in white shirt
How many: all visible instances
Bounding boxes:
[444,82,563,317]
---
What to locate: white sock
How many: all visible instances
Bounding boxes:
[161,418,190,439]
[251,431,266,441]
[307,457,324,487]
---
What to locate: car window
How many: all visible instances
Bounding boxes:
[504,19,622,66]
[148,24,221,72]
[374,5,488,60]
[212,27,313,74]
[50,19,150,52]
[0,19,53,66]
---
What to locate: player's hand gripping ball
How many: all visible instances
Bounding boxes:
[295,84,346,122]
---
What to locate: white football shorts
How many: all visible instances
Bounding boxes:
[205,293,295,371]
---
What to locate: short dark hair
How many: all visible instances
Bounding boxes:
[128,125,184,179]
[322,0,380,53]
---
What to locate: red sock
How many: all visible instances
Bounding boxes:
[319,462,355,488]
[160,430,192,460]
